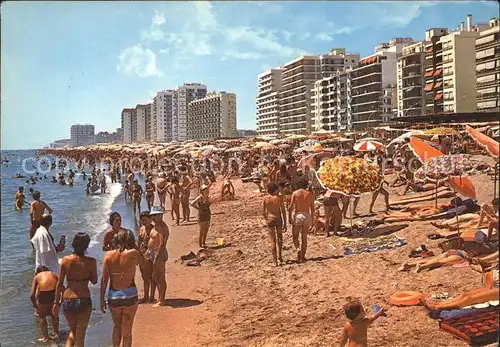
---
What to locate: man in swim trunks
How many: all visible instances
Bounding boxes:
[166,177,181,226]
[144,177,155,211]
[137,211,155,303]
[131,180,143,217]
[147,206,169,307]
[156,173,168,210]
[289,177,314,263]
[179,168,193,223]
[30,191,53,239]
[15,186,27,210]
[263,183,287,266]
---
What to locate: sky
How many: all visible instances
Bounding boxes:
[1,1,498,149]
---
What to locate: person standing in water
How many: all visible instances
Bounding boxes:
[31,266,60,343]
[146,206,169,307]
[103,212,124,251]
[15,186,27,210]
[155,173,168,210]
[131,180,143,217]
[30,191,53,239]
[144,177,155,211]
[53,233,97,347]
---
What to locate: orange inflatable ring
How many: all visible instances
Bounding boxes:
[390,291,424,306]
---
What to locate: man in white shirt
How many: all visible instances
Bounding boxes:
[30,214,61,274]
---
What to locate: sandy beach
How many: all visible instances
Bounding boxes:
[131,168,497,347]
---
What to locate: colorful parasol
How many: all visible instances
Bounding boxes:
[353,140,384,152]
[388,130,424,146]
[414,155,484,180]
[423,127,458,135]
[466,125,499,158]
[317,156,382,196]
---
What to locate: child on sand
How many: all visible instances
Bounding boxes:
[340,300,385,347]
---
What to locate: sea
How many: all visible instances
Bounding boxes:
[1,150,146,346]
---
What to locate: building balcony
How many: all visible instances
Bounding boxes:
[353,99,381,107]
[477,92,500,100]
[476,37,500,50]
[476,68,500,77]
[351,80,382,89]
[351,90,381,98]
[350,70,382,81]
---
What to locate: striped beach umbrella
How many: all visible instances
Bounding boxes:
[353,140,384,152]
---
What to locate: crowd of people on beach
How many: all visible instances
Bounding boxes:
[15,125,500,346]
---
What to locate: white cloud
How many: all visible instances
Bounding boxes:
[191,1,217,31]
[117,45,164,77]
[224,26,308,58]
[159,48,170,55]
[152,10,166,25]
[223,51,263,60]
[375,2,436,28]
[315,33,333,42]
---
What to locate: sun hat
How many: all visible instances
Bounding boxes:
[149,206,165,216]
[200,184,209,192]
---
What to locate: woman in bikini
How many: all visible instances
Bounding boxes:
[191,184,212,249]
[101,229,145,347]
[31,266,59,342]
[323,191,343,237]
[167,177,182,226]
[103,212,124,251]
[144,177,155,211]
[53,232,97,347]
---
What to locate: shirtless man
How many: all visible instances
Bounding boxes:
[109,168,117,183]
[263,183,287,266]
[30,191,53,239]
[289,177,314,263]
[15,186,27,210]
[156,173,168,210]
[124,180,131,201]
[131,180,143,217]
[146,207,169,307]
[144,177,155,211]
[167,178,181,226]
[179,168,193,223]
[137,211,155,303]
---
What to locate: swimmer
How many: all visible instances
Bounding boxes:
[15,186,27,210]
[30,191,53,239]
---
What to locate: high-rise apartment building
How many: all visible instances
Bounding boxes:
[256,49,359,135]
[175,83,207,141]
[136,103,151,142]
[121,108,136,143]
[187,92,237,140]
[153,90,177,143]
[311,69,352,131]
[397,15,491,119]
[256,68,283,136]
[70,124,95,147]
[350,38,414,129]
[476,18,500,113]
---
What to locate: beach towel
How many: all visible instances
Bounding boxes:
[31,226,59,273]
[343,235,407,255]
[439,307,499,345]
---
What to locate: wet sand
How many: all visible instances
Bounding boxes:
[133,170,497,346]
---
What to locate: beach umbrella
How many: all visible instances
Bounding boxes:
[415,154,486,243]
[465,125,499,158]
[294,146,314,154]
[424,127,458,136]
[313,143,324,153]
[317,156,382,197]
[254,142,276,150]
[279,143,291,150]
[388,130,424,146]
[353,140,384,152]
[414,155,484,181]
[286,134,308,141]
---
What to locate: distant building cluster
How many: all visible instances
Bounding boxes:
[256,14,500,136]
[70,124,95,147]
[121,83,237,143]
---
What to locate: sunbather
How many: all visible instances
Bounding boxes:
[475,198,499,242]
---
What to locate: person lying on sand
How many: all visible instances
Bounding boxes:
[475,198,499,242]
[401,177,445,195]
[262,183,287,266]
[430,213,481,231]
[340,299,385,347]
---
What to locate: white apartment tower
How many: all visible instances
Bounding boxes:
[187,92,237,140]
[121,108,136,143]
[135,104,151,142]
[175,83,207,141]
[70,124,95,147]
[153,90,177,143]
[349,38,414,129]
[476,18,500,113]
[256,68,283,136]
[257,48,359,135]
